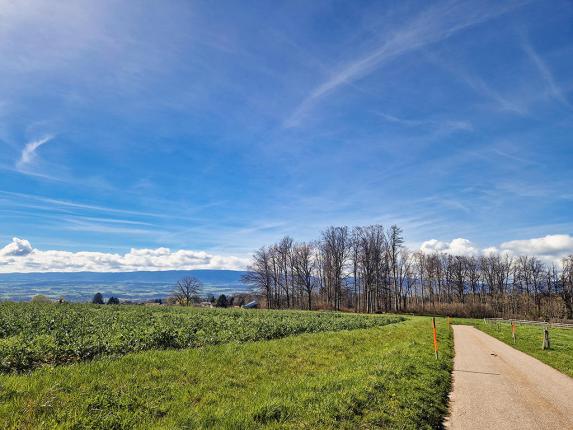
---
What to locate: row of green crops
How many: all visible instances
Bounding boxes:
[0,302,403,372]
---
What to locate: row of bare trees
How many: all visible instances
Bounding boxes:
[243,225,573,320]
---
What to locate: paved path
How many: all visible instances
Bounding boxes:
[446,325,573,430]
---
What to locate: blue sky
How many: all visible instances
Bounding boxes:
[1,0,572,271]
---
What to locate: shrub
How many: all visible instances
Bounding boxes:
[31,295,51,303]
[92,293,104,305]
[215,294,228,308]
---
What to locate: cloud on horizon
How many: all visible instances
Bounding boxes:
[420,237,480,256]
[0,237,33,257]
[0,238,248,273]
[2,234,573,273]
[420,234,573,265]
[500,234,573,258]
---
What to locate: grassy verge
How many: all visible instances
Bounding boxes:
[0,317,452,429]
[454,318,573,378]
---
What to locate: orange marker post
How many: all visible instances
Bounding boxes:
[432,317,439,359]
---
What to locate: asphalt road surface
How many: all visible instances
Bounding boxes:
[446,325,573,430]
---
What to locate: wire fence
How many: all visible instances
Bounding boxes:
[483,318,573,330]
[483,317,573,351]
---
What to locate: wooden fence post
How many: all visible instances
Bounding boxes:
[511,321,516,344]
[542,327,551,350]
[432,317,439,359]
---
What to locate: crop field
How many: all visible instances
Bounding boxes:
[455,318,573,378]
[0,303,403,373]
[0,314,453,429]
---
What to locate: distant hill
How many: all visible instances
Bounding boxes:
[0,269,248,283]
[0,270,250,302]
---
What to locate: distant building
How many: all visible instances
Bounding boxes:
[242,300,258,309]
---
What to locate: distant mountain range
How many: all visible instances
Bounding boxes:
[0,270,250,302]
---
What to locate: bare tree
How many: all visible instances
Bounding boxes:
[242,247,274,308]
[451,256,466,304]
[320,226,350,311]
[172,277,202,306]
[388,225,404,311]
[561,256,573,319]
[413,251,427,311]
[355,225,387,313]
[276,236,294,308]
[397,248,414,310]
[465,256,481,304]
[292,242,316,310]
[351,227,361,312]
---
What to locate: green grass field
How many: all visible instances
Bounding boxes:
[454,318,573,378]
[0,308,452,429]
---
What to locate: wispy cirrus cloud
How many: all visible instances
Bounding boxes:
[284,0,529,127]
[16,135,53,170]
[455,70,528,115]
[522,41,571,108]
[62,217,166,237]
[0,190,177,220]
[376,112,473,133]
[427,51,529,115]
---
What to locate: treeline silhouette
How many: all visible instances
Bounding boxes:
[242,225,573,320]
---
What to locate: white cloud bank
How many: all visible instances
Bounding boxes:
[420,234,573,265]
[0,238,248,273]
[2,234,572,273]
[500,235,573,257]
